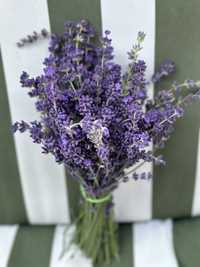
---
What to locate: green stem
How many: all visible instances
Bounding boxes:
[73,196,119,265]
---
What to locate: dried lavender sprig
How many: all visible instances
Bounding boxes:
[127,31,146,62]
[16,29,49,47]
[152,59,175,83]
[13,20,200,195]
[13,20,200,267]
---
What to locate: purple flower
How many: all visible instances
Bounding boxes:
[152,59,175,83]
[44,66,55,77]
[97,146,109,161]
[20,72,35,87]
[13,21,200,197]
[12,121,29,133]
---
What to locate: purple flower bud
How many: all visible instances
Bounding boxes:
[152,59,175,83]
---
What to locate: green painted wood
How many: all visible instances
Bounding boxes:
[48,0,102,34]
[0,51,28,223]
[153,0,200,218]
[8,226,54,267]
[173,217,200,267]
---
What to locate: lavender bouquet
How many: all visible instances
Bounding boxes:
[13,20,200,264]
